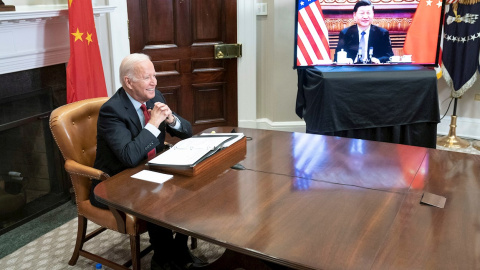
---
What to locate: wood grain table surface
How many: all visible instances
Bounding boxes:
[95,127,480,270]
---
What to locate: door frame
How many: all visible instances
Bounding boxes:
[105,0,257,128]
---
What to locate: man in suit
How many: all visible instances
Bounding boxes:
[334,0,394,64]
[91,53,197,270]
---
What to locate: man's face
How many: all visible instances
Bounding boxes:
[354,5,374,30]
[125,60,157,103]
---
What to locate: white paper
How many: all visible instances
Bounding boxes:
[200,133,245,147]
[131,170,173,184]
[149,136,234,166]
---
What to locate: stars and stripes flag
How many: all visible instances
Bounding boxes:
[66,0,107,103]
[442,0,480,97]
[296,0,331,66]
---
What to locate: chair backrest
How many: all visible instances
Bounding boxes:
[49,97,109,203]
[49,97,108,167]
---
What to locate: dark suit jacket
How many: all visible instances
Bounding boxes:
[334,24,394,63]
[93,87,192,177]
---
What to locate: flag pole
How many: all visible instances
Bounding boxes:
[436,97,470,148]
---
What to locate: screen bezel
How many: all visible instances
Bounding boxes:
[293,0,446,69]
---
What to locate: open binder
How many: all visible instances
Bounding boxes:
[147,133,246,176]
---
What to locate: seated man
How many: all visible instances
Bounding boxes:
[90,53,196,270]
[334,0,394,64]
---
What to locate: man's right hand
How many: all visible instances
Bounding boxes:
[148,102,172,127]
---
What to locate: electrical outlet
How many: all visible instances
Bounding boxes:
[256,3,268,16]
[475,94,480,101]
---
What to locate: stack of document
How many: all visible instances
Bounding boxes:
[199,133,244,147]
[148,133,244,167]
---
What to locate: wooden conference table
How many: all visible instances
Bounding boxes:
[95,127,480,270]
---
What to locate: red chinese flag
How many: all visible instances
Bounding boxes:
[66,0,107,103]
[403,0,443,64]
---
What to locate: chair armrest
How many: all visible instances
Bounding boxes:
[108,207,145,234]
[108,207,127,233]
[65,159,109,181]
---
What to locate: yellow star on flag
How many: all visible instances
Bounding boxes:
[71,28,83,42]
[69,0,73,8]
[86,32,93,45]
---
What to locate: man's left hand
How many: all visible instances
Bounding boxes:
[149,102,174,127]
[156,102,175,125]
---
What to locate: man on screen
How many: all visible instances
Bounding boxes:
[334,0,394,64]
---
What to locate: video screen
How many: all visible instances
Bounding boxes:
[294,0,445,67]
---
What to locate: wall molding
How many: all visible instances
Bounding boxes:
[0,5,115,75]
[239,118,306,133]
[237,1,257,125]
[243,116,480,141]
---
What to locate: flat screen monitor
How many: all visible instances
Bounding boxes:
[294,0,445,67]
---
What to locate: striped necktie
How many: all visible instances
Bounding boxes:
[140,104,156,160]
[359,31,366,62]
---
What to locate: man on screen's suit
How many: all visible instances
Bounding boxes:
[335,24,394,63]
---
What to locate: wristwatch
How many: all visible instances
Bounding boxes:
[168,115,177,127]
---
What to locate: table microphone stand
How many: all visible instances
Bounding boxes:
[437,97,470,148]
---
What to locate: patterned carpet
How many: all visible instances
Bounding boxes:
[0,218,224,270]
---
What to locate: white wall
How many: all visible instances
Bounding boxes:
[255,0,306,132]
[103,0,130,95]
[3,0,119,96]
[4,0,65,5]
[438,76,480,139]
[237,1,258,129]
[255,0,480,137]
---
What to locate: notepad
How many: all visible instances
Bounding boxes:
[131,170,173,184]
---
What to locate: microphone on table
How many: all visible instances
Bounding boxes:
[355,48,363,64]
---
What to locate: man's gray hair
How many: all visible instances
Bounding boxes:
[119,53,151,89]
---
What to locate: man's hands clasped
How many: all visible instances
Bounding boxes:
[148,102,175,128]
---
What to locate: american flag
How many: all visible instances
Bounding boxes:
[296,0,330,66]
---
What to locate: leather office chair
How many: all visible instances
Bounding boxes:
[49,97,151,270]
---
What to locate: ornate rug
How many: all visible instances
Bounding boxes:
[0,218,224,270]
